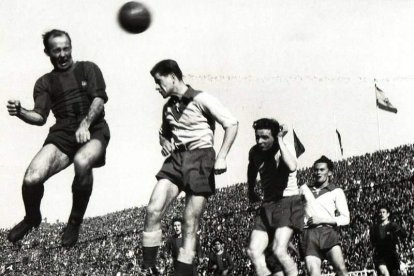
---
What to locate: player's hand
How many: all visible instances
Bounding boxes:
[76,122,91,144]
[307,216,324,226]
[214,157,227,175]
[161,140,175,157]
[277,124,288,138]
[7,100,21,116]
[248,191,261,203]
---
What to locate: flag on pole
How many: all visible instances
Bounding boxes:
[375,84,398,113]
[336,129,343,156]
[293,129,305,157]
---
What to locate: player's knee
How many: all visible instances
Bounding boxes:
[246,246,260,261]
[146,202,163,220]
[23,169,45,187]
[272,245,288,262]
[73,154,93,173]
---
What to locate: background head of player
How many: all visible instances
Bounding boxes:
[150,59,183,98]
[313,155,334,185]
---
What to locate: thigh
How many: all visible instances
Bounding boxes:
[272,226,294,251]
[183,194,207,225]
[249,229,270,253]
[26,144,71,181]
[147,179,180,215]
[74,138,105,166]
[325,245,346,271]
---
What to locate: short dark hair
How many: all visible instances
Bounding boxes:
[150,59,183,80]
[314,155,334,171]
[212,238,223,245]
[252,118,280,139]
[42,29,71,52]
[378,205,390,214]
[172,217,183,225]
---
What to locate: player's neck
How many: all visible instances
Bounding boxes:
[173,82,189,99]
[381,220,389,226]
[314,180,329,189]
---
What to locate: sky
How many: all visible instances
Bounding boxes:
[1,0,414,229]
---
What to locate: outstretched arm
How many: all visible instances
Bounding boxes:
[7,100,45,126]
[76,97,105,143]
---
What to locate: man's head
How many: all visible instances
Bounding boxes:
[43,29,73,71]
[378,206,390,222]
[313,155,334,185]
[252,118,280,151]
[212,238,223,253]
[172,217,183,236]
[150,59,183,98]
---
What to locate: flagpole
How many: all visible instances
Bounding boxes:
[374,80,382,150]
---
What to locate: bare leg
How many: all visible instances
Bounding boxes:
[69,139,105,224]
[272,227,297,276]
[247,230,271,276]
[8,144,70,242]
[325,245,348,276]
[142,179,180,269]
[176,194,207,276]
[305,256,322,276]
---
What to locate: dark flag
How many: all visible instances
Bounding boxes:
[375,84,398,113]
[293,129,305,157]
[336,129,343,155]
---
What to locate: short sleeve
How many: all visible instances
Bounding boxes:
[84,62,108,103]
[33,77,51,120]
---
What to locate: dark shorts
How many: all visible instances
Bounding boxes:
[302,226,340,258]
[254,195,304,233]
[156,147,216,197]
[374,252,400,271]
[44,119,110,167]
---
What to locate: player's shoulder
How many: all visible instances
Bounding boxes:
[35,72,53,88]
[79,60,101,70]
[248,145,261,159]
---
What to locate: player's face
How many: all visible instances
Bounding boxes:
[46,35,73,71]
[173,221,182,235]
[213,241,222,252]
[255,129,275,151]
[154,73,174,98]
[379,208,389,222]
[313,162,331,184]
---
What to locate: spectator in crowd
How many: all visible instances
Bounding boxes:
[165,217,202,275]
[300,156,349,276]
[208,238,234,275]
[371,205,407,276]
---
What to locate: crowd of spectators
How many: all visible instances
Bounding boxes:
[1,144,413,275]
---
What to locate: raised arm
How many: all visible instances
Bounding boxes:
[277,124,297,172]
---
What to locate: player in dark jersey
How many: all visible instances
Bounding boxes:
[246,118,303,276]
[6,29,110,247]
[371,206,407,276]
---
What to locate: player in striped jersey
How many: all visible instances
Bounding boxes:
[6,29,110,247]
